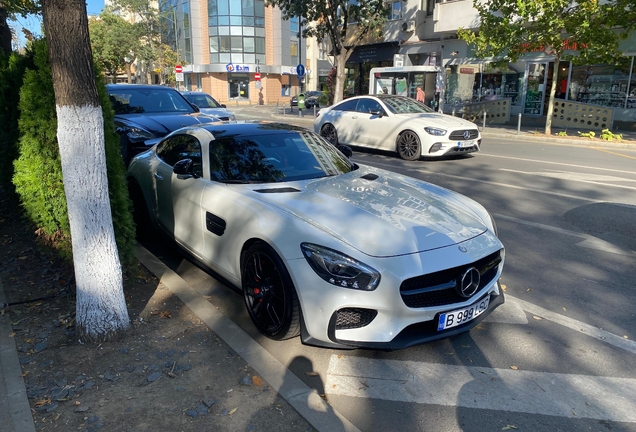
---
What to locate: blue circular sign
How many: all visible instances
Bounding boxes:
[296,64,305,78]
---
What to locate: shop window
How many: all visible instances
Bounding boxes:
[282,85,291,96]
[244,37,255,53]
[568,63,633,108]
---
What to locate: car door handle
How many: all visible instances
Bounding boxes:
[154,173,163,181]
[351,116,358,119]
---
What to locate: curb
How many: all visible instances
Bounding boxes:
[0,275,37,432]
[135,244,361,432]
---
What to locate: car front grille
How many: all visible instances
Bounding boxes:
[449,129,479,140]
[335,308,378,330]
[399,250,502,308]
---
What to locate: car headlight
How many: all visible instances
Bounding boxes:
[126,126,155,140]
[229,114,236,121]
[424,127,447,136]
[301,243,380,291]
[488,212,498,236]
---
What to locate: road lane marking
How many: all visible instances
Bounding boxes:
[477,153,636,175]
[493,213,636,257]
[592,147,636,160]
[497,168,636,191]
[357,159,608,203]
[325,355,636,422]
[506,294,636,355]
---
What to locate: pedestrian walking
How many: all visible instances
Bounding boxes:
[416,87,425,103]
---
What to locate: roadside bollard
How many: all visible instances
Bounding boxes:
[517,113,522,134]
[482,110,487,130]
[298,108,303,118]
[452,108,456,117]
[314,105,317,117]
[276,101,278,114]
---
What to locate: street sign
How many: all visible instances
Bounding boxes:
[175,65,183,73]
[296,64,305,78]
[254,72,261,80]
[176,72,184,82]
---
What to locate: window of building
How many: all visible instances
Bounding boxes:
[425,0,435,16]
[387,1,402,20]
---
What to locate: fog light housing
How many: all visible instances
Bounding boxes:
[429,143,442,153]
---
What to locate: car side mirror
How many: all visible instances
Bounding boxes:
[192,104,200,112]
[221,104,227,108]
[173,158,198,179]
[371,110,384,118]
[337,145,353,158]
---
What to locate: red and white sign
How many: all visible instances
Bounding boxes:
[175,65,183,73]
[254,72,261,81]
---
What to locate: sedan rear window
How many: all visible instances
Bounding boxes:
[208,131,353,183]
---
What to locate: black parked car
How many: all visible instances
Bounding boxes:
[290,90,323,109]
[107,84,216,165]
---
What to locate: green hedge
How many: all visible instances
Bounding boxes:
[12,39,135,267]
[0,48,35,192]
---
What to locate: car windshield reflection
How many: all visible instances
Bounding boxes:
[208,131,353,183]
[381,96,435,114]
[109,88,196,114]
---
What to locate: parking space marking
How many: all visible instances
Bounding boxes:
[325,355,636,423]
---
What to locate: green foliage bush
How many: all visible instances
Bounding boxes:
[600,129,622,141]
[0,48,35,192]
[12,39,135,268]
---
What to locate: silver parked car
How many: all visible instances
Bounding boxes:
[180,91,236,122]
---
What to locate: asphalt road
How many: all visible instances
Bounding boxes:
[141,110,636,431]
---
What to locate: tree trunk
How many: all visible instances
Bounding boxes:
[126,62,132,83]
[544,53,561,136]
[42,0,130,343]
[0,5,12,55]
[333,49,350,104]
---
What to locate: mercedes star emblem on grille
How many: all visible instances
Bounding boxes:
[463,130,471,140]
[458,267,480,297]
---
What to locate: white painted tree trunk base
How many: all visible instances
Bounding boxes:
[56,105,130,341]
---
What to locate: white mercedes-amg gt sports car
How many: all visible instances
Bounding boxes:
[127,122,505,350]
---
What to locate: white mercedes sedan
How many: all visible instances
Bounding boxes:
[127,122,504,350]
[314,95,481,160]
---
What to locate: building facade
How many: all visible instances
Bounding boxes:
[165,0,322,105]
[340,0,636,128]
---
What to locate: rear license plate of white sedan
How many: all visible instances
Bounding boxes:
[437,296,490,331]
[458,139,474,148]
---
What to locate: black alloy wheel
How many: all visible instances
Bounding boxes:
[241,242,300,340]
[397,130,421,161]
[320,123,339,146]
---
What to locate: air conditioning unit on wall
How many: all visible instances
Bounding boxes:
[401,20,416,32]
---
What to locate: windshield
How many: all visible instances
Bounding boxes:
[381,96,434,114]
[208,131,354,183]
[108,88,196,114]
[183,93,222,109]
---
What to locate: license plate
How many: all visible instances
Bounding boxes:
[458,139,474,148]
[437,296,490,331]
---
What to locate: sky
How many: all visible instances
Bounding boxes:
[9,0,106,49]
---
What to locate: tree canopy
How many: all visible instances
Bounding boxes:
[88,11,140,80]
[266,0,389,103]
[458,0,636,134]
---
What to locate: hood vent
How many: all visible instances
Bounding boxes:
[254,187,301,193]
[360,173,379,181]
